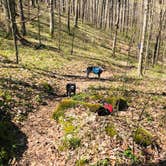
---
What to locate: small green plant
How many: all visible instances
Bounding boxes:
[76,158,89,166]
[40,82,54,94]
[0,148,8,165]
[2,91,12,102]
[95,158,110,166]
[68,137,81,149]
[34,94,42,103]
[105,123,117,137]
[144,112,154,122]
[59,118,77,134]
[59,136,81,151]
[133,127,153,147]
[123,147,138,162]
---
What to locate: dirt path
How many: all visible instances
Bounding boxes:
[16,68,113,165]
[16,99,60,166]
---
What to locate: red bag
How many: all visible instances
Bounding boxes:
[103,103,113,113]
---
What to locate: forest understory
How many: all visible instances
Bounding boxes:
[0,0,166,165]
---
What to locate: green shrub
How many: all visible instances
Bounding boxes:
[105,123,117,138]
[133,127,153,147]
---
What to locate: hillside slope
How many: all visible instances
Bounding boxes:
[0,6,166,166]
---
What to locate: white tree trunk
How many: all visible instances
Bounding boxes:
[138,0,149,76]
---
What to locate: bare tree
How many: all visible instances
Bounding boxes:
[67,0,71,33]
[18,0,26,36]
[138,0,149,76]
[37,0,41,45]
[58,0,61,50]
[7,0,19,63]
[50,0,55,37]
[112,0,121,57]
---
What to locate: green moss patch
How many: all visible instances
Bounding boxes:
[82,102,101,112]
[133,127,153,147]
[53,99,101,121]
[52,99,78,121]
[105,123,117,138]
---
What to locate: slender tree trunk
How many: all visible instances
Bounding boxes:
[50,0,54,37]
[112,0,121,57]
[71,28,75,55]
[74,0,79,27]
[2,0,11,34]
[18,0,26,36]
[152,6,165,66]
[138,0,149,76]
[37,0,41,45]
[28,0,30,20]
[58,0,61,50]
[145,0,153,68]
[67,0,71,33]
[7,0,19,63]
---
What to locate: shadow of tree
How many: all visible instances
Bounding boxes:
[0,117,27,165]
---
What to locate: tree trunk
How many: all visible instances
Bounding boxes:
[112,0,121,57]
[58,0,61,50]
[67,0,71,33]
[138,0,149,76]
[37,0,41,45]
[145,0,154,68]
[7,0,19,63]
[2,0,11,35]
[50,0,55,37]
[18,0,26,36]
[74,0,79,27]
[152,5,165,66]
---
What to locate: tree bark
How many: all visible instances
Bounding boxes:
[7,0,19,63]
[37,0,41,45]
[112,0,121,57]
[18,0,26,36]
[138,0,149,76]
[50,0,55,37]
[67,0,71,33]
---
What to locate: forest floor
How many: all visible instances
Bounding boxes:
[0,7,166,165]
[1,56,165,166]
